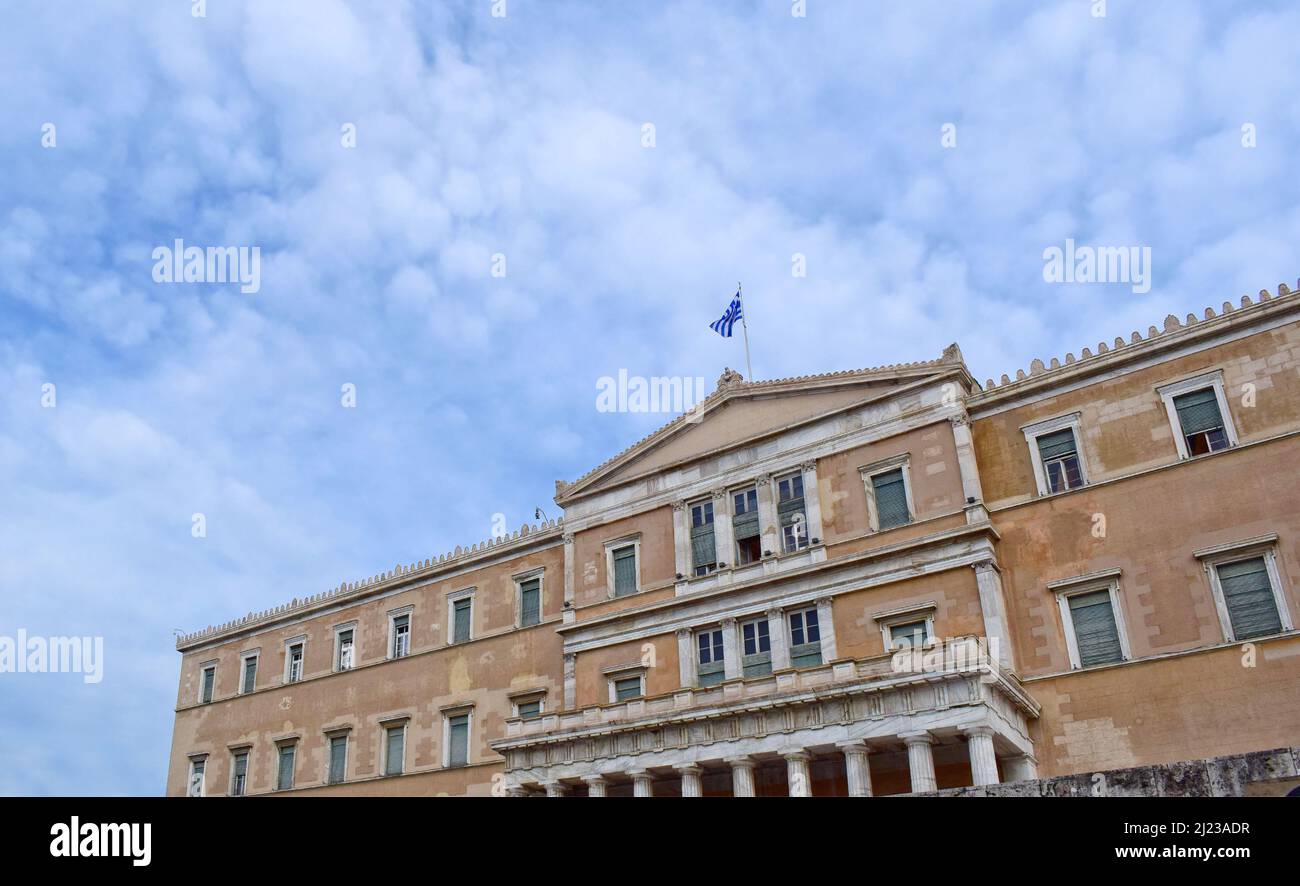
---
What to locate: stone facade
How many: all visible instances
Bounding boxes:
[167,280,1300,797]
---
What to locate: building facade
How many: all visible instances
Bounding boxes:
[167,281,1300,797]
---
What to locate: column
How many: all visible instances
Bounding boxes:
[677,628,694,687]
[800,461,824,544]
[721,617,741,680]
[543,781,568,797]
[672,502,690,579]
[815,596,837,661]
[949,415,986,519]
[676,764,703,798]
[728,756,756,797]
[783,750,812,797]
[582,775,608,797]
[562,532,576,624]
[711,489,734,568]
[756,476,778,557]
[563,653,576,709]
[629,770,653,797]
[964,726,1000,786]
[901,731,937,793]
[972,560,1016,670]
[1004,754,1038,783]
[768,606,790,670]
[839,741,873,797]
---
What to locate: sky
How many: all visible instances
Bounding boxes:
[1,0,1297,795]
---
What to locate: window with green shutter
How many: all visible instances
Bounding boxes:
[448,714,470,767]
[519,578,540,627]
[690,500,717,575]
[871,468,912,529]
[778,473,808,552]
[1036,429,1084,492]
[276,744,296,791]
[732,486,762,564]
[1067,590,1124,667]
[614,676,643,701]
[1216,557,1283,640]
[696,629,725,686]
[612,545,638,596]
[788,608,823,668]
[201,666,215,704]
[384,726,405,776]
[517,699,542,719]
[328,735,347,784]
[241,656,257,694]
[741,618,772,676]
[1173,388,1229,455]
[453,598,472,643]
[889,619,929,650]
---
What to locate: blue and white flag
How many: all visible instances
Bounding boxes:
[710,292,743,337]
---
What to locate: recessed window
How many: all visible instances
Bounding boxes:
[777,472,809,553]
[1157,372,1238,460]
[1036,429,1084,493]
[518,576,541,628]
[611,544,639,597]
[447,713,471,767]
[240,653,258,695]
[285,642,304,683]
[230,751,249,797]
[187,758,206,797]
[390,612,411,659]
[276,743,296,792]
[335,628,355,671]
[1209,555,1287,641]
[1050,575,1130,670]
[452,597,473,644]
[613,675,643,701]
[384,725,405,776]
[871,468,912,529]
[327,735,348,785]
[741,617,772,677]
[888,620,929,650]
[690,499,717,576]
[732,486,762,565]
[199,664,216,704]
[788,608,823,668]
[696,628,725,687]
[877,607,937,652]
[516,699,542,720]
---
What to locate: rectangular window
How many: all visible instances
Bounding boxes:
[286,643,304,683]
[741,618,772,677]
[1216,557,1284,640]
[447,714,470,767]
[612,545,638,597]
[690,499,717,576]
[1035,429,1084,493]
[871,468,912,528]
[452,598,472,643]
[384,725,405,776]
[391,613,410,659]
[336,629,354,671]
[240,655,258,695]
[187,759,206,797]
[276,744,296,791]
[200,665,216,704]
[1173,388,1229,456]
[788,608,823,668]
[230,752,248,797]
[328,735,348,784]
[696,628,726,687]
[517,699,542,720]
[519,578,541,627]
[732,486,762,564]
[888,619,930,651]
[614,675,643,701]
[777,473,808,552]
[1066,590,1125,667]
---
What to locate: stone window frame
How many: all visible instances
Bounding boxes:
[874,602,937,651]
[378,714,411,777]
[1020,412,1090,497]
[1047,569,1131,670]
[693,624,727,685]
[283,635,307,684]
[332,621,358,672]
[729,482,763,566]
[687,496,718,576]
[1193,535,1292,642]
[1156,369,1239,460]
[859,453,918,532]
[513,567,545,629]
[198,660,217,704]
[237,648,260,695]
[228,745,252,797]
[323,725,352,785]
[387,605,413,660]
[774,469,810,553]
[273,736,299,792]
[604,663,647,703]
[447,587,476,644]
[604,534,643,598]
[508,688,547,720]
[441,703,475,768]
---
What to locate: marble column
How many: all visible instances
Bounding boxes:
[799,461,824,544]
[543,781,567,797]
[783,750,812,797]
[767,606,790,670]
[677,628,694,687]
[672,502,690,580]
[677,764,703,798]
[815,596,837,661]
[583,775,607,797]
[728,756,756,797]
[756,476,778,557]
[839,741,873,797]
[1004,754,1038,783]
[901,731,937,793]
[973,560,1015,670]
[721,617,741,680]
[711,489,734,569]
[629,770,653,798]
[964,726,1000,786]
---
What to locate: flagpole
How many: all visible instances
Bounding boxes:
[738,282,753,382]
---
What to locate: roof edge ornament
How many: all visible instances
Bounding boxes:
[716,367,745,390]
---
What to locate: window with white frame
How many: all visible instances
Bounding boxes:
[445,710,472,768]
[607,668,646,703]
[239,651,258,695]
[383,723,406,776]
[876,606,936,652]
[861,455,916,532]
[1050,573,1130,669]
[512,693,545,720]
[284,639,305,684]
[334,625,355,672]
[327,733,348,784]
[230,750,249,797]
[605,537,641,597]
[696,628,725,686]
[1196,538,1291,642]
[741,617,772,677]
[199,662,216,704]
[1157,372,1238,459]
[389,610,411,659]
[448,591,474,644]
[276,742,296,791]
[187,756,206,797]
[787,607,823,668]
[732,485,762,565]
[689,498,718,576]
[1022,413,1088,496]
[777,471,809,553]
[517,573,542,628]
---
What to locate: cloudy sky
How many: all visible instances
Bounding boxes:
[1,0,1297,795]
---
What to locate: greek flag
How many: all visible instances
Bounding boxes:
[710,292,743,338]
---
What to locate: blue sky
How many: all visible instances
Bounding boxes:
[1,0,1297,795]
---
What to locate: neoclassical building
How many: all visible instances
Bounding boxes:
[167,280,1300,797]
